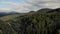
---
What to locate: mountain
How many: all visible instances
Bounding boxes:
[0,12,8,17]
[0,8,60,34]
[8,11,20,14]
[0,11,20,17]
[37,8,53,12]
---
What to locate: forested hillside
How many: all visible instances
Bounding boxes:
[0,8,60,34]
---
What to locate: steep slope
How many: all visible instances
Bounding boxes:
[0,14,26,21]
[0,8,60,34]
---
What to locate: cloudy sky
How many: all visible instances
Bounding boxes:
[0,0,60,13]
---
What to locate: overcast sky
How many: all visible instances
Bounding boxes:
[0,0,60,13]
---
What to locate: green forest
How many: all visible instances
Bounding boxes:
[0,8,60,34]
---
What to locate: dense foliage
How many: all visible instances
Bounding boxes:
[0,8,60,34]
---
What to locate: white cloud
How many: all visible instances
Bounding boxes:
[25,0,59,3]
[24,0,60,10]
[0,2,33,13]
[11,2,32,13]
[0,8,12,13]
[0,8,10,10]
[0,0,60,13]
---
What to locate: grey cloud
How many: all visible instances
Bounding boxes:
[2,0,60,13]
[10,0,60,12]
[24,0,60,10]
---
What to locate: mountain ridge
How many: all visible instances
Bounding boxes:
[0,8,60,34]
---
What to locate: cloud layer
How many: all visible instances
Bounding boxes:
[25,0,60,8]
[0,0,60,13]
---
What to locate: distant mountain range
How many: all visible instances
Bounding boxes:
[0,8,60,17]
[37,8,52,12]
[0,11,20,17]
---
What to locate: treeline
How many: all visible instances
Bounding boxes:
[0,8,60,34]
